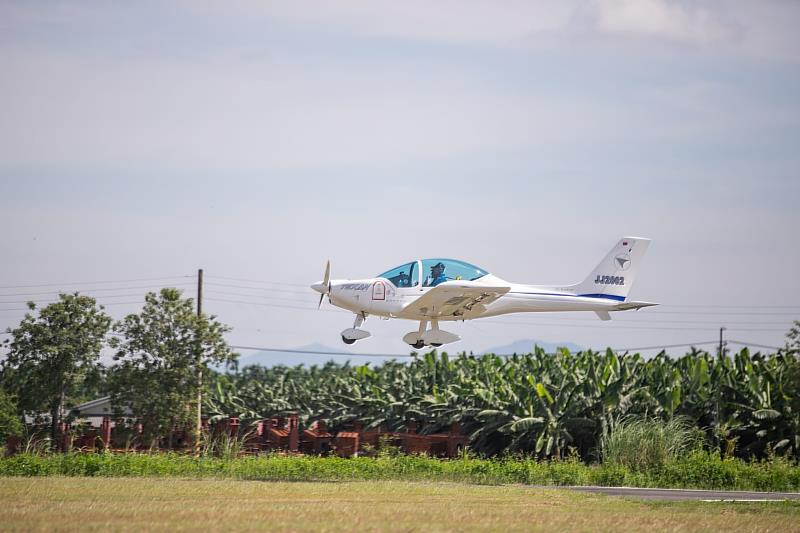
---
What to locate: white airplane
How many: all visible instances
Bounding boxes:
[311,236,656,348]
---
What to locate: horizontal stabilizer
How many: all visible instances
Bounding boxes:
[612,300,659,311]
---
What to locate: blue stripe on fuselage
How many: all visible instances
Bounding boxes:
[507,291,625,302]
[577,293,625,302]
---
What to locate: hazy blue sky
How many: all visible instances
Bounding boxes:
[1,1,798,362]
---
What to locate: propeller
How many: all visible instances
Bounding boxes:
[311,260,331,308]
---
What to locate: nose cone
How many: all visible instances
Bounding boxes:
[311,282,328,294]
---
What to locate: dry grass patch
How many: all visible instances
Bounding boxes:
[1,477,798,532]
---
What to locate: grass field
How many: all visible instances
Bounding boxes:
[2,478,799,532]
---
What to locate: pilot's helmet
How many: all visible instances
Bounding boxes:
[432,262,445,271]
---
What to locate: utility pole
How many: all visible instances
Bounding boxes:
[718,326,726,359]
[195,268,203,456]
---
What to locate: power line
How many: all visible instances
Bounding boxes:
[612,340,720,351]
[210,280,799,312]
[2,273,797,310]
[208,282,797,316]
[611,340,779,352]
[208,275,799,310]
[203,297,790,331]
[0,300,146,312]
[209,275,800,309]
[0,274,793,333]
[206,297,348,313]
[0,275,193,290]
[727,340,782,351]
[204,291,318,306]
[0,282,195,298]
[230,345,413,358]
[205,284,310,296]
[206,275,308,287]
[230,338,783,359]
[205,291,791,325]
[0,291,163,305]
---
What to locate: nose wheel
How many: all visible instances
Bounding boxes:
[341,312,370,344]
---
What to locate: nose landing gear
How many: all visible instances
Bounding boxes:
[341,312,370,345]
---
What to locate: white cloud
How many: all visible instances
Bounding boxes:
[588,0,738,46]
[200,0,798,59]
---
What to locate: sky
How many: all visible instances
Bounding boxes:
[1,0,799,364]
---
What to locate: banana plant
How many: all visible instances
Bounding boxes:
[205,345,799,460]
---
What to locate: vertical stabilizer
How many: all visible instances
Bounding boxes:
[569,237,651,301]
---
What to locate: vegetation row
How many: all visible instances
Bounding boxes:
[209,346,800,461]
[2,449,799,492]
[1,289,799,471]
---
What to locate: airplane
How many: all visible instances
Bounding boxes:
[311,236,656,348]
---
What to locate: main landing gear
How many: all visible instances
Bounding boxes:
[341,313,371,345]
[402,319,460,349]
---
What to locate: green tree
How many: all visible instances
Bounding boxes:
[0,390,25,444]
[109,288,236,448]
[781,320,800,357]
[1,294,111,447]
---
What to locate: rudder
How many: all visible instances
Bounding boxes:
[570,236,651,301]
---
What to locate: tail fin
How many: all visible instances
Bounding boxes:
[569,236,651,301]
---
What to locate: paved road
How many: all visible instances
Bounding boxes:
[560,486,800,501]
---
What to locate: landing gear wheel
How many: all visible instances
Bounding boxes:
[411,341,425,349]
[342,336,356,345]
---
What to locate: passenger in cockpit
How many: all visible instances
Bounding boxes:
[426,262,447,287]
[396,271,410,287]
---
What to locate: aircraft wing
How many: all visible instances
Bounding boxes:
[399,283,510,320]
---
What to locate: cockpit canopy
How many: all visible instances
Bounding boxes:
[378,259,488,288]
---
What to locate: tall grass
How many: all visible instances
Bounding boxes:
[199,431,250,460]
[601,417,704,472]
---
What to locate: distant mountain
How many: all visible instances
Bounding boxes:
[482,339,583,355]
[226,338,582,370]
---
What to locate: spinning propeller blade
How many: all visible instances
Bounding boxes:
[317,260,331,309]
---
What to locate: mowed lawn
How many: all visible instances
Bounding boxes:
[2,478,799,532]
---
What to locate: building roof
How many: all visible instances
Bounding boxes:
[70,396,132,417]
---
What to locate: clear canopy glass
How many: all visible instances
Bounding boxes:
[421,259,488,287]
[377,261,418,288]
[378,259,488,288]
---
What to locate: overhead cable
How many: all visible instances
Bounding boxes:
[206,275,307,287]
[0,282,195,298]
[229,345,413,358]
[0,300,146,312]
[726,340,782,350]
[0,275,193,290]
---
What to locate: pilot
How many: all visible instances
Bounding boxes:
[396,271,409,287]
[427,262,447,287]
